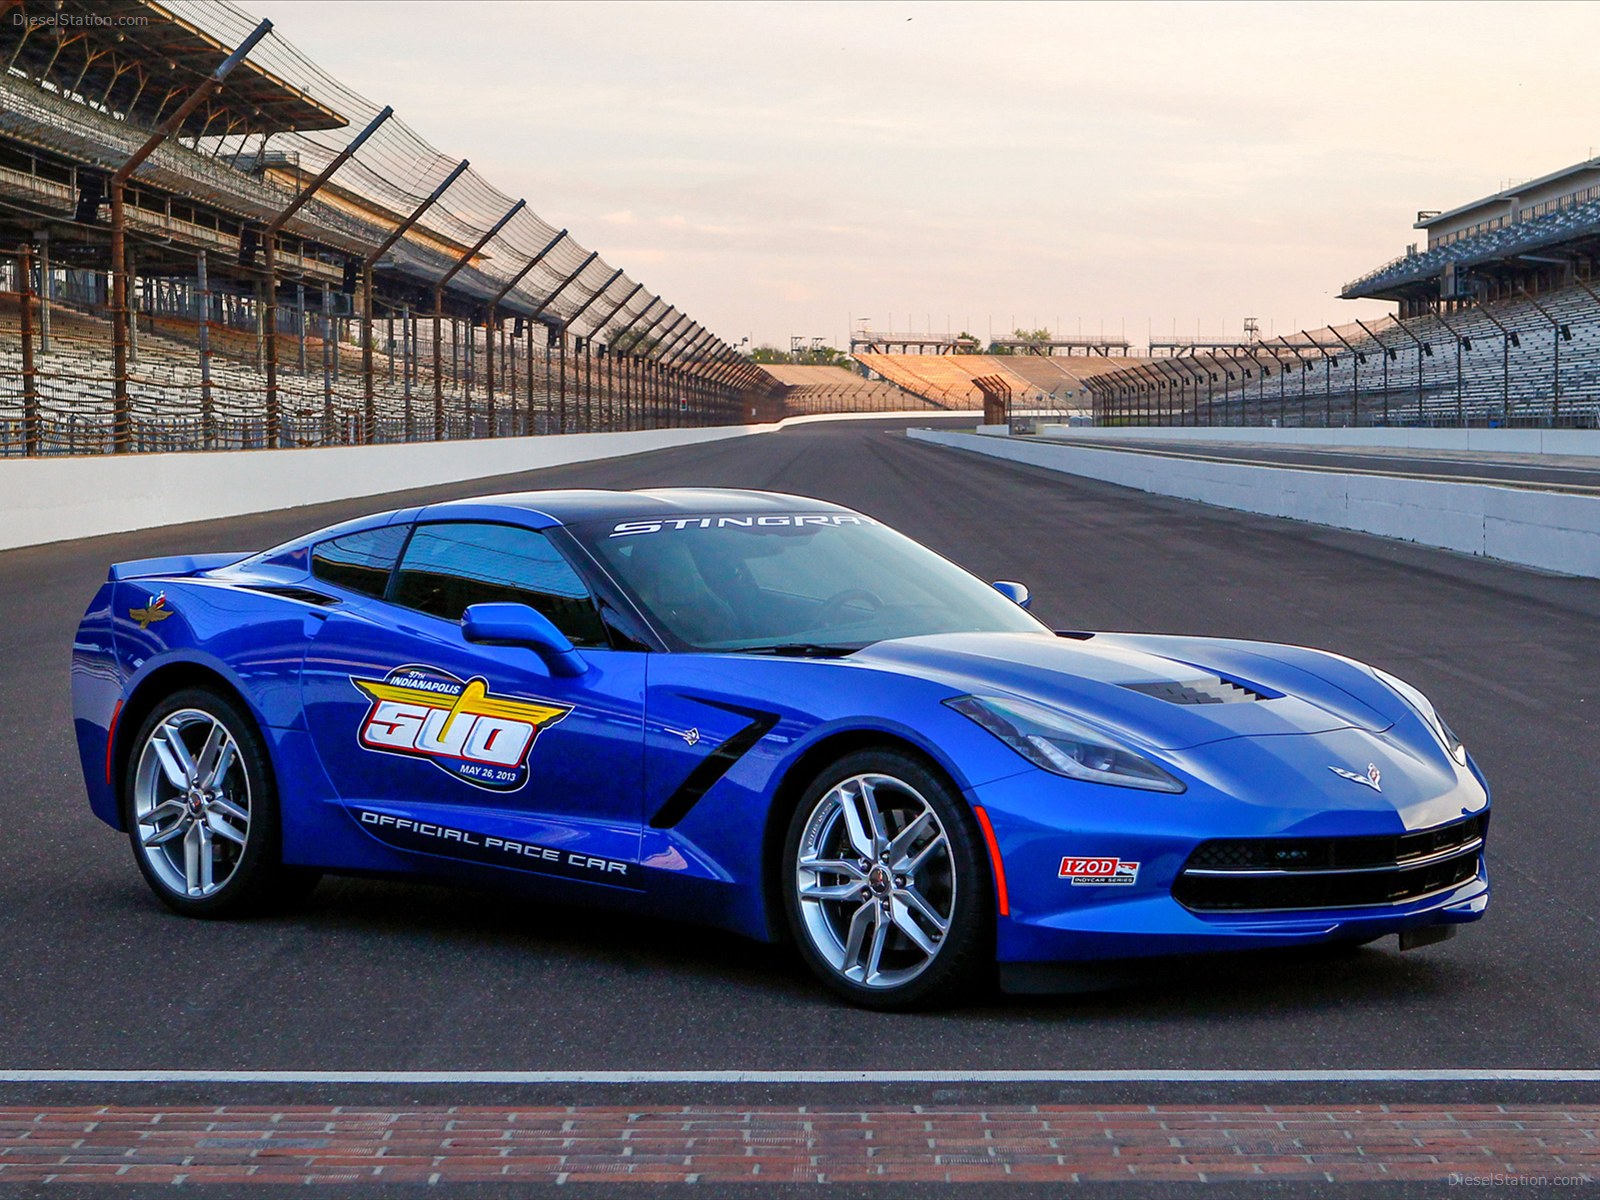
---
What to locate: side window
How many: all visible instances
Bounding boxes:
[310,525,407,598]
[393,522,607,647]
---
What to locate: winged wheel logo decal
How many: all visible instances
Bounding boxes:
[129,593,173,630]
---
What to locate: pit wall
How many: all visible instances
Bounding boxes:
[0,410,977,551]
[1036,424,1600,458]
[908,428,1600,579]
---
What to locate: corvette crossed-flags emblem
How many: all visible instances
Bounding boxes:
[1328,762,1382,793]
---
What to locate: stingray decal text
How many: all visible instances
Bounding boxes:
[609,513,877,537]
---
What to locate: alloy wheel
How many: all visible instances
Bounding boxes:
[793,772,956,989]
[132,708,252,899]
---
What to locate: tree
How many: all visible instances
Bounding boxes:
[746,342,850,366]
[989,327,1052,355]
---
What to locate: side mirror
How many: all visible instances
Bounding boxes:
[991,580,1032,610]
[461,602,589,677]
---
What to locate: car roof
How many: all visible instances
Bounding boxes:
[415,487,853,527]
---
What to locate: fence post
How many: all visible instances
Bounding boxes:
[35,232,50,355]
[484,307,497,437]
[110,186,129,451]
[19,244,40,456]
[360,261,375,443]
[263,237,281,448]
[432,287,444,441]
[402,303,413,439]
[583,337,594,431]
[197,250,214,448]
[1553,323,1561,425]
[253,275,265,372]
[127,245,140,365]
[508,321,518,432]
[557,331,567,432]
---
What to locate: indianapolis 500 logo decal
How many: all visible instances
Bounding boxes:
[350,665,571,791]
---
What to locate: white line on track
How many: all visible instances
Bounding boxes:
[3,1069,1599,1084]
[1044,438,1600,495]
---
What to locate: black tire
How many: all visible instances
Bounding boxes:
[782,748,992,1010]
[122,686,319,918]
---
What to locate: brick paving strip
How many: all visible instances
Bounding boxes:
[0,1105,1597,1185]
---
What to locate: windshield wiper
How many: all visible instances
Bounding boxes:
[735,642,859,658]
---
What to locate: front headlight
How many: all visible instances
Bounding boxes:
[1373,667,1467,765]
[946,694,1185,793]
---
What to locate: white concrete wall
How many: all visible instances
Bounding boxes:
[1038,424,1600,458]
[0,410,979,551]
[910,428,1600,579]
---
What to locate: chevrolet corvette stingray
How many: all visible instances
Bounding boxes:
[71,488,1489,1007]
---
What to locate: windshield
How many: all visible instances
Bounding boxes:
[570,512,1046,652]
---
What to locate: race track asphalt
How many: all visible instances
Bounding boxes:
[3,417,1598,1106]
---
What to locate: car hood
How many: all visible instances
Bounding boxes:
[851,631,1397,751]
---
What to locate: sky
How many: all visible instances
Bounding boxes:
[247,0,1600,351]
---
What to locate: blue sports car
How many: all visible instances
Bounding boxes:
[70,488,1489,1008]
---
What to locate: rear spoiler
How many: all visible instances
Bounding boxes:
[107,552,253,582]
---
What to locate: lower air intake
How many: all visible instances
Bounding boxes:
[1173,814,1486,913]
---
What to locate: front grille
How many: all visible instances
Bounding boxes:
[1174,814,1486,913]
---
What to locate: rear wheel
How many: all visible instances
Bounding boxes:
[782,749,990,1009]
[124,686,318,917]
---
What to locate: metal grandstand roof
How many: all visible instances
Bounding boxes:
[0,0,763,389]
[1416,157,1600,230]
[1341,198,1600,301]
[2,0,347,135]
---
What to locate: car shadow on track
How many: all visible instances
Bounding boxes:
[979,942,1476,1023]
[225,873,1478,1020]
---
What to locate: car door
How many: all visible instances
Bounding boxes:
[301,519,646,890]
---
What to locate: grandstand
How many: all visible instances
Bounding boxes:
[756,364,934,416]
[1088,155,1600,428]
[854,351,1143,428]
[1343,157,1600,314]
[0,0,778,456]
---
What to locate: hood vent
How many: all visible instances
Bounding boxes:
[1122,676,1265,706]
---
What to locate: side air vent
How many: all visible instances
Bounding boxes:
[1122,677,1265,706]
[244,586,341,607]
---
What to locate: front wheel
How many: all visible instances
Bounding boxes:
[124,686,318,918]
[782,749,991,1009]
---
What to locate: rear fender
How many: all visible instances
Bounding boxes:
[88,575,317,830]
[100,652,271,831]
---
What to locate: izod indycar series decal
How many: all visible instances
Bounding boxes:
[351,664,571,791]
[1058,856,1141,886]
